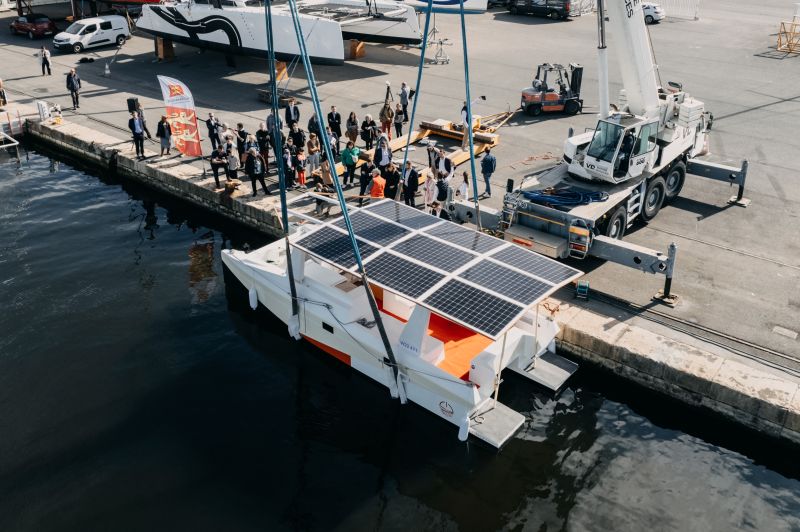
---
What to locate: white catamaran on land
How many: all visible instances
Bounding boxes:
[137,0,421,64]
[222,199,582,447]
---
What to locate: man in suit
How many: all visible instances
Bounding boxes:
[206,113,221,150]
[65,68,81,110]
[307,113,321,139]
[434,148,454,182]
[402,161,419,207]
[285,98,300,129]
[128,111,146,159]
[327,105,342,139]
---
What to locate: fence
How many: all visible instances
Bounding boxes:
[659,0,701,20]
[570,0,701,20]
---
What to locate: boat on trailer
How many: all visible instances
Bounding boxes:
[221,199,582,447]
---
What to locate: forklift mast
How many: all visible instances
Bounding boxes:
[569,63,583,98]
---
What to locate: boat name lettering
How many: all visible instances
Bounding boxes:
[399,340,419,353]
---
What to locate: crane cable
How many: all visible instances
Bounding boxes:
[286,0,403,393]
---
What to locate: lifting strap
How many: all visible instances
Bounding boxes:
[286,0,403,389]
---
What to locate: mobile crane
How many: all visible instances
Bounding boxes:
[454,0,748,302]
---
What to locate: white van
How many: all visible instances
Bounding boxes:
[53,15,130,53]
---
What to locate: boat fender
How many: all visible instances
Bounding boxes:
[248,287,258,310]
[287,314,301,340]
[385,363,399,399]
[458,415,470,442]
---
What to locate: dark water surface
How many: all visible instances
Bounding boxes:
[1,152,799,532]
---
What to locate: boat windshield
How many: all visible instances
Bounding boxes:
[65,22,84,35]
[586,120,623,163]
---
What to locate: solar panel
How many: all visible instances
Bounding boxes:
[291,200,582,339]
[423,280,524,338]
[363,200,441,230]
[490,245,580,285]
[460,261,551,305]
[425,222,505,254]
[390,234,477,272]
[333,211,410,246]
[294,226,380,269]
[364,253,444,299]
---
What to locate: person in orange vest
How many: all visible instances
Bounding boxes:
[367,168,386,199]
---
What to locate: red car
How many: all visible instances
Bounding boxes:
[9,14,58,39]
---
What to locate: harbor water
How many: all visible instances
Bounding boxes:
[1,151,799,531]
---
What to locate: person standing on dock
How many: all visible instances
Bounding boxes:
[383,162,401,200]
[156,115,172,157]
[65,68,81,110]
[210,145,227,188]
[307,113,322,140]
[358,155,376,206]
[393,103,404,138]
[327,105,342,140]
[128,111,146,159]
[366,168,385,200]
[306,133,321,178]
[399,82,411,122]
[235,123,249,163]
[434,148,454,183]
[345,111,359,145]
[256,122,270,167]
[460,101,469,150]
[379,102,394,140]
[245,148,270,197]
[39,46,51,76]
[285,98,300,129]
[374,137,391,176]
[480,147,496,198]
[0,79,7,111]
[206,113,221,150]
[341,141,360,189]
[361,114,377,150]
[402,161,419,208]
[325,126,339,158]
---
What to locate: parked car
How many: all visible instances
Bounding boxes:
[643,2,665,23]
[508,0,570,20]
[9,13,58,39]
[52,15,129,53]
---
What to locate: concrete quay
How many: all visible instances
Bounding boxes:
[16,107,800,446]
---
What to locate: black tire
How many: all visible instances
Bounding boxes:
[73,42,83,54]
[664,162,686,203]
[116,34,126,46]
[604,206,627,239]
[564,99,580,115]
[641,176,666,221]
[28,31,34,40]
[645,15,654,24]
[549,10,559,19]
[526,104,542,116]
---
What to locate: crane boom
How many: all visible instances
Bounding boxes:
[607,0,661,118]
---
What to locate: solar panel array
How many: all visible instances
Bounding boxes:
[292,200,582,338]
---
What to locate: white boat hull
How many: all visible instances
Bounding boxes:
[138,2,346,64]
[221,230,574,447]
[295,0,421,45]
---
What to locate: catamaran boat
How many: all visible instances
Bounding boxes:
[221,199,583,447]
[138,0,346,64]
[137,0,420,65]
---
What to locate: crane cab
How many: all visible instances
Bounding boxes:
[567,114,660,184]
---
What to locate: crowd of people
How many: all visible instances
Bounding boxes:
[201,86,497,212]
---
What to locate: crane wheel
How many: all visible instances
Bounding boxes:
[564,100,580,115]
[526,104,542,116]
[664,162,686,203]
[642,176,666,221]
[604,206,627,239]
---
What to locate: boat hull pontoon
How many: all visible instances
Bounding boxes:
[222,199,582,447]
[138,1,346,64]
